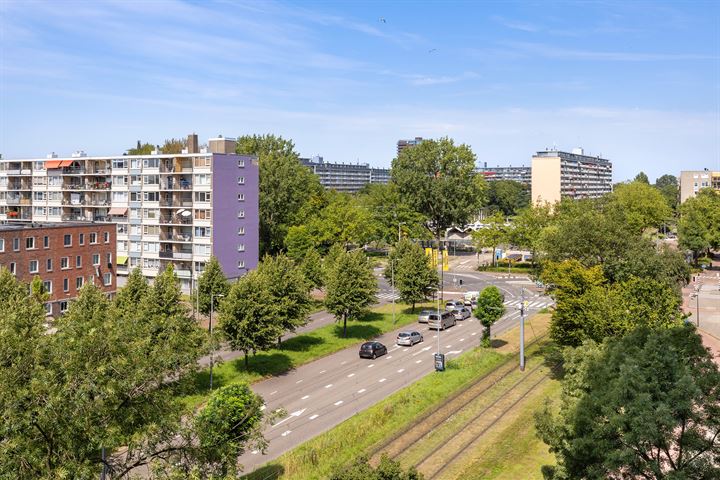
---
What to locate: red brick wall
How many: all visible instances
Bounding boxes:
[0,223,116,316]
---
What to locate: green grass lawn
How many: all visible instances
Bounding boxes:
[242,346,510,480]
[180,302,432,407]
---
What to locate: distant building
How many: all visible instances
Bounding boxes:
[531,148,612,205]
[0,222,116,317]
[679,169,720,203]
[299,156,390,193]
[0,134,259,292]
[476,164,531,185]
[396,137,424,157]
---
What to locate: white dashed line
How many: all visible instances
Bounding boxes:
[347,373,355,378]
[334,400,343,406]
[460,338,465,342]
[296,379,303,384]
[446,345,452,348]
[471,332,477,336]
[341,361,347,365]
[432,335,437,338]
[379,378,386,383]
[301,395,309,400]
[281,430,291,437]
[309,414,319,420]
[357,388,366,394]
[270,390,277,395]
[260,405,266,411]
[251,450,259,455]
[368,364,375,368]
[416,360,422,364]
[397,368,405,373]
[325,384,333,389]
[386,355,393,360]
[319,370,326,374]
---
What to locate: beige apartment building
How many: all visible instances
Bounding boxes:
[531,148,613,205]
[679,169,720,203]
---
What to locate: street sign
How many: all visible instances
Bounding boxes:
[434,353,445,372]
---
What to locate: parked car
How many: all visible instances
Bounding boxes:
[397,331,423,346]
[428,311,456,330]
[445,300,465,311]
[418,309,435,324]
[451,307,472,320]
[359,341,388,359]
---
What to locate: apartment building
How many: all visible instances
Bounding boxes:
[299,156,390,193]
[0,222,116,317]
[0,135,259,291]
[396,137,423,157]
[476,164,531,185]
[531,148,612,205]
[679,169,720,203]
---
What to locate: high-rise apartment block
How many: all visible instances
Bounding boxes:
[679,169,720,203]
[0,222,116,316]
[299,156,390,193]
[476,164,531,185]
[396,137,423,157]
[0,135,258,291]
[531,148,612,205]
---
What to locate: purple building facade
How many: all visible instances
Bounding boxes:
[211,153,259,280]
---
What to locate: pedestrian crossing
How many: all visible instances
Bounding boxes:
[377,292,400,301]
[503,298,554,309]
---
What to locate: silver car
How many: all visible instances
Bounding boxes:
[445,300,465,311]
[418,309,435,324]
[397,331,423,346]
[451,307,472,321]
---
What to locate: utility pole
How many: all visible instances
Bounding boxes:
[209,293,225,391]
[391,259,396,324]
[695,283,701,327]
[520,287,525,371]
[434,239,445,371]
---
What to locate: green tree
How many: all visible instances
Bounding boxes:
[602,240,689,290]
[236,134,323,255]
[219,269,281,367]
[536,326,720,479]
[114,267,149,314]
[609,181,672,234]
[313,191,377,248]
[384,239,438,312]
[655,173,678,189]
[160,137,187,154]
[359,183,429,246]
[633,171,650,183]
[509,204,552,269]
[197,256,230,316]
[325,249,377,337]
[471,213,508,267]
[391,137,486,247]
[127,140,154,155]
[330,454,424,480]
[487,180,530,216]
[259,254,312,344]
[300,247,324,290]
[655,174,679,211]
[474,286,505,347]
[678,188,720,259]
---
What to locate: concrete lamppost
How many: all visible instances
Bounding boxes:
[209,293,225,391]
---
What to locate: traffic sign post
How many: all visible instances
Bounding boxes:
[434,353,445,372]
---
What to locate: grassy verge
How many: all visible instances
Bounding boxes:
[181,302,432,407]
[457,380,560,479]
[243,347,509,479]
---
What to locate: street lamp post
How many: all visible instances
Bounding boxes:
[391,259,396,324]
[209,293,225,391]
[695,284,701,327]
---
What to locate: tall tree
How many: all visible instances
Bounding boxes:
[633,171,650,184]
[655,173,679,212]
[127,141,154,155]
[359,183,429,246]
[391,137,486,247]
[384,239,438,312]
[471,213,508,267]
[609,181,672,234]
[487,180,530,216]
[325,249,377,337]
[299,248,324,290]
[536,326,720,479]
[509,204,552,269]
[160,137,187,154]
[678,188,720,259]
[219,270,281,367]
[236,133,323,255]
[197,256,230,316]
[114,267,149,314]
[474,286,505,347]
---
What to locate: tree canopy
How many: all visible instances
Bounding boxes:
[633,171,650,184]
[486,179,530,216]
[325,249,377,337]
[384,238,438,312]
[678,188,720,259]
[609,181,672,234]
[330,454,424,480]
[471,213,507,266]
[474,285,505,347]
[196,256,230,316]
[536,326,720,479]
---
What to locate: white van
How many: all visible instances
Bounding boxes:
[428,311,456,330]
[464,291,479,302]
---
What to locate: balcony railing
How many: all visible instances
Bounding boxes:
[159,216,191,225]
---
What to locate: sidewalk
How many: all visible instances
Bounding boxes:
[681,266,720,366]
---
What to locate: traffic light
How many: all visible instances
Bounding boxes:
[459,279,463,286]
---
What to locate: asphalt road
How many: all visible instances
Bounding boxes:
[240,271,552,473]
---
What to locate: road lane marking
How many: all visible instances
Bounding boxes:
[260,405,266,411]
[416,360,422,364]
[446,345,452,348]
[357,388,366,394]
[270,390,277,395]
[397,368,405,373]
[296,379,303,384]
[412,346,432,356]
[281,430,291,437]
[368,364,375,368]
[251,450,258,455]
[319,370,326,374]
[447,349,463,355]
[325,384,333,388]
[460,338,465,342]
[301,395,309,400]
[341,361,347,365]
[389,346,400,352]
[386,355,393,360]
[309,414,319,420]
[334,400,343,406]
[273,408,306,427]
[347,373,355,378]
[471,332,477,336]
[432,335,438,338]
[379,378,386,383]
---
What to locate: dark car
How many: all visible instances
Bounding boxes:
[359,341,388,359]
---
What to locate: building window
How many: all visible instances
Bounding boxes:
[64,234,72,247]
[44,303,52,316]
[103,272,112,286]
[194,191,211,202]
[79,233,85,245]
[238,210,245,218]
[237,244,245,252]
[238,158,245,168]
[29,260,39,273]
[43,236,49,248]
[43,280,52,294]
[26,237,35,250]
[61,257,69,269]
[63,278,69,292]
[9,262,16,275]
[0,239,4,252]
[238,193,245,201]
[238,260,245,269]
[76,277,83,289]
[238,227,245,235]
[76,255,82,268]
[92,254,100,266]
[13,238,20,251]
[194,209,211,220]
[46,258,52,271]
[60,301,68,313]
[194,227,211,238]
[104,231,110,243]
[89,232,97,244]
[106,252,112,265]
[238,176,245,185]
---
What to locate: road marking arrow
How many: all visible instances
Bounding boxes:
[272,408,307,428]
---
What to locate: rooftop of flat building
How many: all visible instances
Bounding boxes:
[0,221,115,232]
[534,147,610,163]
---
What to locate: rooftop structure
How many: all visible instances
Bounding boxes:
[531,147,612,204]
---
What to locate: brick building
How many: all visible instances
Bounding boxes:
[0,222,116,316]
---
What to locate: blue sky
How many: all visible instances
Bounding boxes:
[1,0,718,181]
